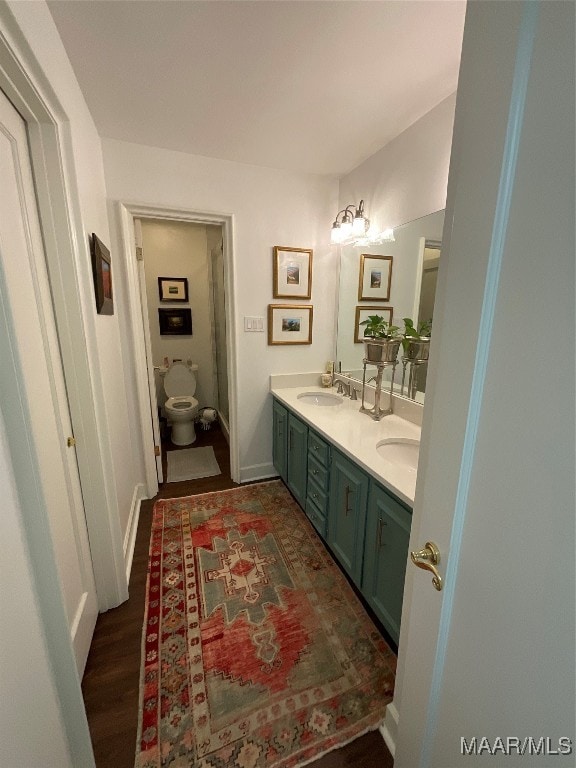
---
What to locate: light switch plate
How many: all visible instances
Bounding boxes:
[244,316,264,332]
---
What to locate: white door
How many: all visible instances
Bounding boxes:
[395,3,574,766]
[134,218,163,483]
[0,89,98,673]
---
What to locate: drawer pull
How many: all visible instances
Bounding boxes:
[312,469,318,476]
[312,493,319,501]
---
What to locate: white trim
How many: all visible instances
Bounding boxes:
[0,9,128,612]
[124,484,145,583]
[412,237,426,321]
[117,202,240,486]
[116,207,160,497]
[239,462,277,483]
[379,702,399,757]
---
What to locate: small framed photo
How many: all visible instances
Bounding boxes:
[158,276,189,302]
[358,254,393,301]
[273,246,313,299]
[268,304,313,345]
[158,308,192,335]
[354,305,393,343]
[90,233,113,315]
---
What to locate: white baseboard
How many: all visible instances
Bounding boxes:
[239,462,277,483]
[379,701,399,757]
[218,412,230,444]
[124,483,146,583]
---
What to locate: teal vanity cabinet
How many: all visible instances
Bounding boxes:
[272,399,308,504]
[362,482,412,644]
[327,449,369,587]
[286,412,308,507]
[272,394,413,645]
[272,398,288,482]
[305,430,331,537]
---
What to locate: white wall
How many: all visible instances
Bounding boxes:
[338,94,456,232]
[0,2,148,760]
[103,140,339,480]
[4,1,140,541]
[141,219,217,410]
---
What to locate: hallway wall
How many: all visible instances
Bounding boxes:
[4,0,140,539]
[103,140,339,481]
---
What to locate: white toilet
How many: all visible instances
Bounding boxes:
[162,362,199,446]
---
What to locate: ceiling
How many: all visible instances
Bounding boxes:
[47,0,465,177]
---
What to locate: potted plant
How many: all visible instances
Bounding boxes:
[402,317,432,361]
[359,315,401,363]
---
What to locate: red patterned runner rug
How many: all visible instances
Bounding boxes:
[135,480,395,768]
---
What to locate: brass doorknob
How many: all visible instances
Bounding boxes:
[411,541,443,591]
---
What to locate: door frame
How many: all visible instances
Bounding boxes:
[117,202,239,492]
[0,12,128,613]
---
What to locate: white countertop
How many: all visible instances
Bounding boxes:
[271,384,421,506]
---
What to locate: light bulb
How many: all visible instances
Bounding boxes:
[352,215,366,236]
[339,219,353,241]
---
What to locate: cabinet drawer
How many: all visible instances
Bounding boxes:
[307,475,328,514]
[308,452,329,491]
[308,430,330,466]
[305,495,327,538]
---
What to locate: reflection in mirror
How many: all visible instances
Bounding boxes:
[335,210,444,403]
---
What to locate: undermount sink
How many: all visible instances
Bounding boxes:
[376,437,420,471]
[297,391,343,407]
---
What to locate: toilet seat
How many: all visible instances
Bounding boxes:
[162,362,199,445]
[165,395,198,412]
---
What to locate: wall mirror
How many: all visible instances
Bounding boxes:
[335,209,444,403]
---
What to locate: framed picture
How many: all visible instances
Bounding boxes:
[90,233,113,315]
[358,254,393,301]
[158,308,192,335]
[268,304,313,345]
[158,276,189,302]
[354,305,393,343]
[273,246,313,299]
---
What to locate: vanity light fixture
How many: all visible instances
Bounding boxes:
[331,200,368,244]
[330,199,395,246]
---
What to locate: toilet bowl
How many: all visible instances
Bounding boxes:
[163,362,199,446]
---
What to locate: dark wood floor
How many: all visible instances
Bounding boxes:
[81,423,394,767]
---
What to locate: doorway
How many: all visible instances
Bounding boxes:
[138,218,231,482]
[117,203,238,497]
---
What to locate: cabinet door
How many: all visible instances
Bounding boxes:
[362,482,412,644]
[328,450,369,586]
[287,413,308,507]
[272,399,288,481]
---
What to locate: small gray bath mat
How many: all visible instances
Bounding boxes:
[166,446,221,483]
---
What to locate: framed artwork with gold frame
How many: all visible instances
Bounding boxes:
[268,304,313,345]
[273,246,313,299]
[354,305,393,343]
[358,254,393,301]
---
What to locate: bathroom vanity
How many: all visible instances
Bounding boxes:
[271,384,421,644]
